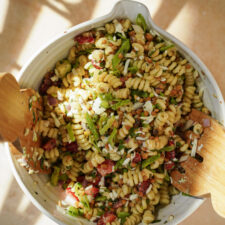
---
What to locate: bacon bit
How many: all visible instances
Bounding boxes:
[85,186,99,197]
[145,56,152,63]
[145,33,154,41]
[97,212,116,225]
[125,125,131,130]
[165,150,176,160]
[43,139,56,150]
[143,111,149,117]
[132,152,141,163]
[138,180,151,194]
[136,108,143,115]
[97,160,114,176]
[120,76,129,83]
[141,151,149,159]
[129,31,135,36]
[186,64,191,69]
[75,35,94,44]
[66,141,78,152]
[113,199,126,209]
[164,161,175,170]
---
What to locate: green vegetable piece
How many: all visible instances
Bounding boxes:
[111,99,130,110]
[170,97,177,105]
[99,116,115,135]
[55,59,71,78]
[112,39,130,69]
[160,44,174,52]
[66,123,75,142]
[136,13,147,32]
[99,93,113,101]
[67,206,83,217]
[73,59,80,69]
[51,167,60,186]
[131,89,149,98]
[97,209,104,216]
[108,128,117,146]
[59,173,68,181]
[115,157,126,170]
[77,48,94,56]
[101,100,109,109]
[118,211,130,224]
[159,146,175,152]
[164,170,170,182]
[98,114,107,130]
[95,196,107,202]
[81,194,90,209]
[128,66,138,74]
[85,113,99,141]
[118,140,125,151]
[142,154,160,169]
[117,212,130,218]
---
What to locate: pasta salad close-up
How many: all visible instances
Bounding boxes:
[19,14,210,225]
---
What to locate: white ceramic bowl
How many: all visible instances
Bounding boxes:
[5,0,225,224]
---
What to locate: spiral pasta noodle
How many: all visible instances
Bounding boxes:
[125,78,152,93]
[118,114,135,139]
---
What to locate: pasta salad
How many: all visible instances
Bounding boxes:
[21,14,209,225]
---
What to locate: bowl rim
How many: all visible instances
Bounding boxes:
[5,0,225,224]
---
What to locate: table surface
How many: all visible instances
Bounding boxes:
[0,0,225,225]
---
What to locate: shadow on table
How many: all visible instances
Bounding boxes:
[0,0,97,224]
[0,0,97,75]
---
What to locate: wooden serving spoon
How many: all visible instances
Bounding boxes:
[0,72,49,173]
[171,109,225,218]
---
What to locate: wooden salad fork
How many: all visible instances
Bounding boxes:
[171,109,225,218]
[0,73,49,173]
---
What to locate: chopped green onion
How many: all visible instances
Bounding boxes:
[108,128,117,146]
[111,99,130,110]
[131,89,149,98]
[95,196,107,202]
[59,173,68,181]
[160,44,174,52]
[128,66,138,74]
[101,100,109,109]
[136,13,147,32]
[118,140,125,151]
[159,146,175,152]
[115,158,126,170]
[85,113,99,141]
[67,206,83,217]
[66,123,75,142]
[117,211,130,224]
[97,209,104,216]
[112,39,130,69]
[99,116,115,135]
[170,97,177,105]
[98,114,107,130]
[142,154,160,169]
[73,59,80,69]
[51,167,60,186]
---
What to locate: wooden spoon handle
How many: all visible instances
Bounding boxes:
[0,73,27,142]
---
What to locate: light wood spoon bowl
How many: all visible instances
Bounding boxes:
[171,109,225,218]
[0,73,49,173]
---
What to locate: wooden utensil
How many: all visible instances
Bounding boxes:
[171,109,225,218]
[0,72,49,173]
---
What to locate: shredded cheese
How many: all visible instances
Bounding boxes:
[191,138,198,157]
[123,59,130,75]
